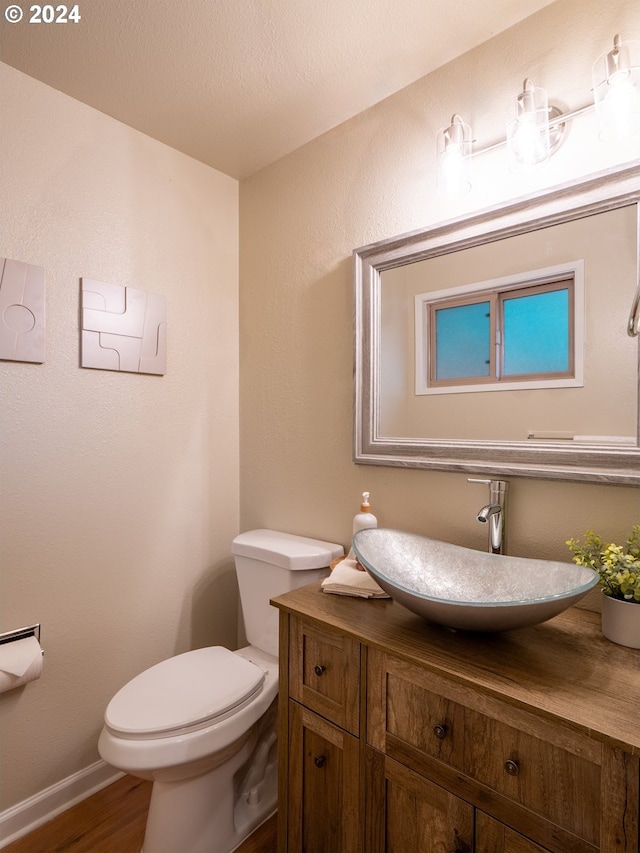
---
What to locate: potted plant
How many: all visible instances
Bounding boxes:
[566,525,640,648]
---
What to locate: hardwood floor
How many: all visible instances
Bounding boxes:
[4,775,277,853]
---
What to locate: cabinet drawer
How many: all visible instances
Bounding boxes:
[369,652,601,849]
[289,616,360,734]
[460,703,599,846]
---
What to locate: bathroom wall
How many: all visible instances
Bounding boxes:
[239,0,639,560]
[0,64,239,810]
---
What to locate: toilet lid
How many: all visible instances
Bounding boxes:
[105,647,265,738]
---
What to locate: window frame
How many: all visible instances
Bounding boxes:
[415,261,584,396]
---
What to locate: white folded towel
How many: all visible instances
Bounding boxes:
[321,556,390,599]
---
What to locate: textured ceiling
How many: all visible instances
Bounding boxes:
[0,0,556,178]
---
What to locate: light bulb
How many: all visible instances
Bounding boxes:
[506,79,550,172]
[593,36,640,143]
[437,115,472,197]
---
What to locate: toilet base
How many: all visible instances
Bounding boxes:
[228,807,277,853]
[140,721,278,853]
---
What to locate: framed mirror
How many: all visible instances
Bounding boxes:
[354,163,640,484]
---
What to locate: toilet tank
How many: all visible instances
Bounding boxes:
[232,529,344,657]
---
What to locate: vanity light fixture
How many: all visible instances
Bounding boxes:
[437,34,640,196]
[436,114,473,197]
[592,35,640,142]
[506,79,557,172]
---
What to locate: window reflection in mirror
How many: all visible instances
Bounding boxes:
[414,262,581,392]
[380,204,637,443]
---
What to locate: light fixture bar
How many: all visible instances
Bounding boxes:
[471,102,594,159]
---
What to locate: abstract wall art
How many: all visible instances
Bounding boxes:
[0,257,46,363]
[81,278,167,375]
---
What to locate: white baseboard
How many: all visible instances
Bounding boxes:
[0,760,124,848]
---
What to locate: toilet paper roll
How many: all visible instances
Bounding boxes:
[0,636,43,694]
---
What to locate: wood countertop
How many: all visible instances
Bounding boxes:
[272,584,640,755]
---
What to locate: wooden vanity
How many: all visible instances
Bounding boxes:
[272,584,640,853]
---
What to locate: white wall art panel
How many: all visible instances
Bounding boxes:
[0,257,45,363]
[81,278,166,375]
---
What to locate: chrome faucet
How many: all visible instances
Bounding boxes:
[468,478,508,554]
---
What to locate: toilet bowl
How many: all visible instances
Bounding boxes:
[99,645,279,853]
[98,529,343,853]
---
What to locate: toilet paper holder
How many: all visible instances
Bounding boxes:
[0,623,43,653]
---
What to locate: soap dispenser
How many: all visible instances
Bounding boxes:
[353,492,377,534]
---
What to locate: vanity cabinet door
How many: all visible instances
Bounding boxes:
[365,747,473,853]
[476,812,551,852]
[287,700,361,853]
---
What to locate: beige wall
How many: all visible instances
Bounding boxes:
[0,65,239,809]
[239,0,640,559]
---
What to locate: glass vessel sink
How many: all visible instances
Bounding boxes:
[352,528,598,632]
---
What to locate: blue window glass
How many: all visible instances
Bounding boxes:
[502,288,569,376]
[435,301,490,380]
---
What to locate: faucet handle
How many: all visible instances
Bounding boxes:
[467,477,507,489]
[468,478,508,503]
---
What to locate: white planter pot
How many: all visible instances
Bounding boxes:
[601,592,640,649]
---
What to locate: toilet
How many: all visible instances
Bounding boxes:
[98,529,343,853]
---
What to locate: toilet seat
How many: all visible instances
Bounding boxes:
[104,647,265,740]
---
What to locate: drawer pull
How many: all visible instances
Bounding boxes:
[314,664,326,676]
[314,755,326,768]
[504,758,520,776]
[433,723,448,740]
